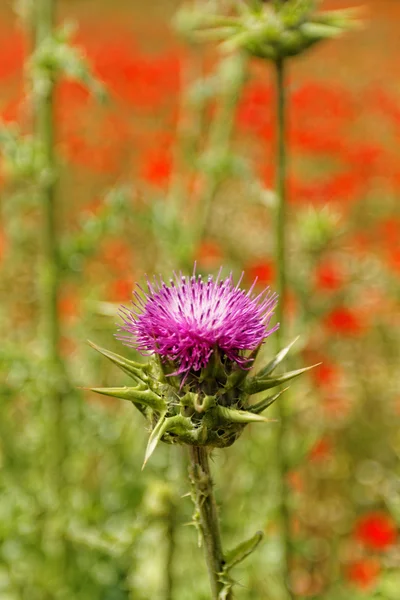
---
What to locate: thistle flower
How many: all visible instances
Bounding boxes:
[89,267,315,461]
[174,1,359,61]
[117,268,279,380]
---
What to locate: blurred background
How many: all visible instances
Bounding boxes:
[0,1,399,599]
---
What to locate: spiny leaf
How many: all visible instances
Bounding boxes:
[248,388,288,414]
[223,530,263,572]
[244,363,320,395]
[88,340,149,383]
[313,7,361,28]
[255,336,299,379]
[89,385,164,411]
[300,22,342,41]
[143,413,168,469]
[216,406,275,425]
[143,414,193,468]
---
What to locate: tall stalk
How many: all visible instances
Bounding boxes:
[188,446,228,600]
[274,57,293,599]
[35,0,66,564]
[35,1,58,358]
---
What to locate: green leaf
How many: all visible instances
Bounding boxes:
[88,340,149,383]
[248,388,287,414]
[255,336,299,379]
[223,530,263,572]
[313,8,361,28]
[300,22,342,41]
[143,415,192,468]
[244,364,320,395]
[89,385,164,411]
[216,406,275,424]
[143,413,168,469]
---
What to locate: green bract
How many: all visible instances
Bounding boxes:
[89,339,316,466]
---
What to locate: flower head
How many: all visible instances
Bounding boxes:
[354,512,397,551]
[117,268,278,379]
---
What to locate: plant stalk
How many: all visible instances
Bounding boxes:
[164,498,176,600]
[188,446,228,600]
[36,0,59,360]
[35,0,67,567]
[274,57,294,599]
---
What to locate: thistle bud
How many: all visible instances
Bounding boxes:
[174,1,359,62]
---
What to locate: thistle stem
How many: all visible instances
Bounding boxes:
[36,0,59,361]
[188,446,228,600]
[164,505,175,600]
[35,0,67,567]
[163,448,178,600]
[274,57,294,599]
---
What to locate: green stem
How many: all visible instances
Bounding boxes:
[163,447,179,600]
[35,0,67,567]
[188,446,228,600]
[164,500,175,600]
[274,58,294,599]
[35,0,59,361]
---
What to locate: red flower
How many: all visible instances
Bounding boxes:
[324,307,363,336]
[197,240,224,269]
[354,512,397,551]
[387,248,400,274]
[0,32,24,81]
[58,291,79,321]
[346,558,381,590]
[246,260,275,285]
[312,362,340,388]
[141,150,172,187]
[314,261,344,291]
[309,437,332,462]
[110,278,134,302]
[378,217,400,248]
[237,82,273,135]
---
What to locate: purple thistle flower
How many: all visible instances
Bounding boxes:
[117,268,279,378]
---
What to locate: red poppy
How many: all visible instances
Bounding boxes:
[58,291,79,321]
[346,558,381,590]
[354,512,397,551]
[197,240,224,269]
[314,261,344,292]
[378,217,400,248]
[309,437,332,462]
[0,32,24,81]
[387,248,400,274]
[110,278,134,302]
[236,82,273,135]
[246,260,275,285]
[141,150,172,188]
[324,307,363,336]
[311,362,339,388]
